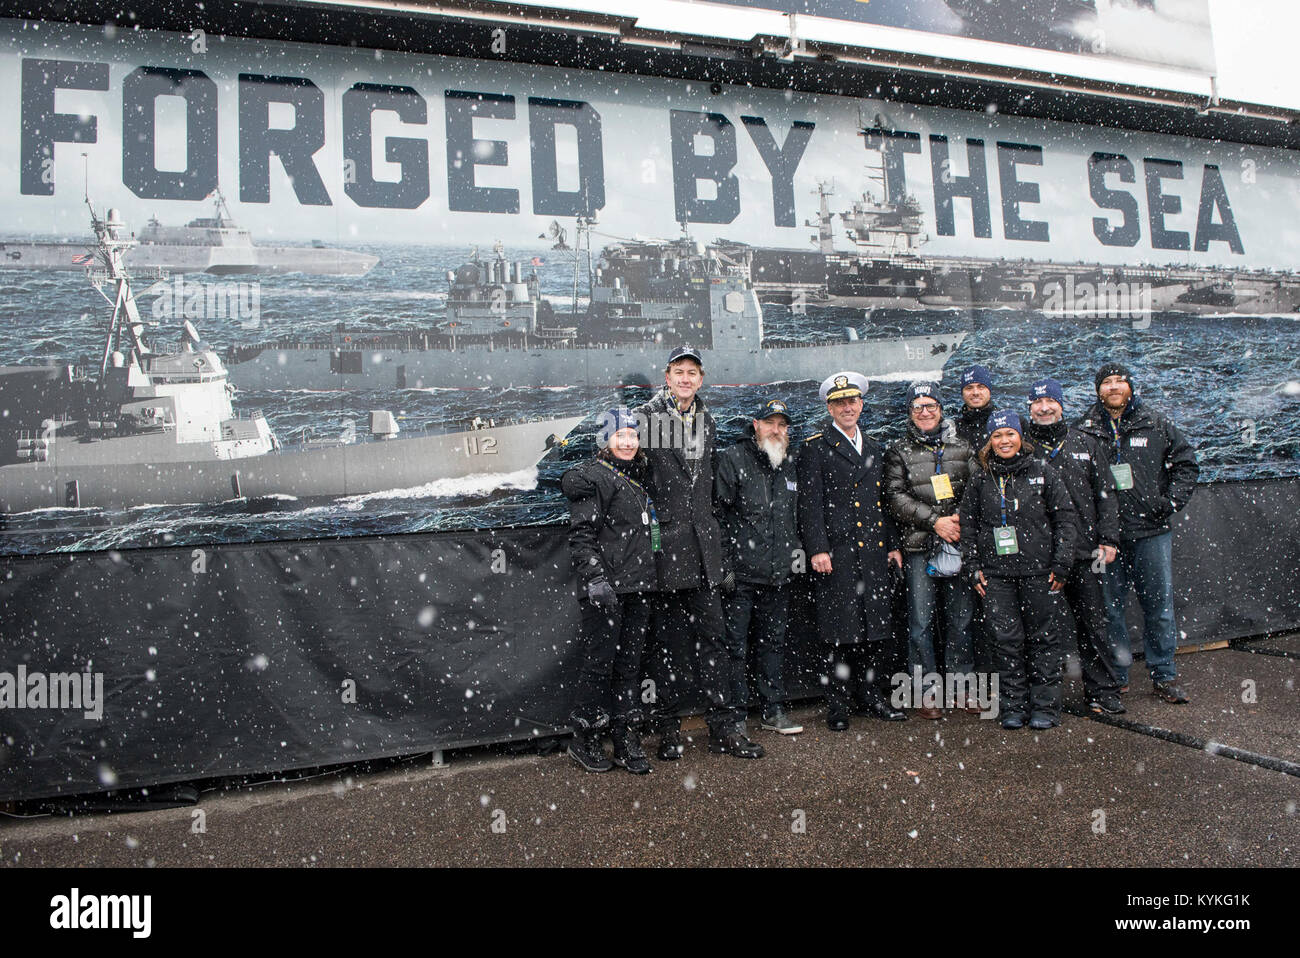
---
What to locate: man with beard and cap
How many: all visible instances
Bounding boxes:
[635,345,764,761]
[954,365,996,450]
[883,382,980,718]
[714,398,803,736]
[1024,378,1125,715]
[797,372,905,730]
[1077,363,1199,704]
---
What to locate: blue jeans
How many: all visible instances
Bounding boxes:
[1101,532,1178,684]
[906,552,975,686]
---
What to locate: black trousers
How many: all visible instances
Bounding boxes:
[721,582,790,722]
[570,593,653,730]
[822,641,890,715]
[983,575,1064,719]
[1063,558,1123,699]
[646,586,732,734]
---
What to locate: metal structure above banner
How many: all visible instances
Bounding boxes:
[3,0,1297,149]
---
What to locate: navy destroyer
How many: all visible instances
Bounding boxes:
[0,206,581,514]
[222,224,967,391]
[0,189,378,277]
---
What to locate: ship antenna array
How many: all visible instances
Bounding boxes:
[80,191,152,382]
[570,213,597,321]
[212,186,235,226]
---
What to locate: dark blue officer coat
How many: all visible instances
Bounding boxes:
[796,420,899,645]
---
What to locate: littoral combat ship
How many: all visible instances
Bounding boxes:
[0,189,378,277]
[222,227,966,391]
[0,206,581,514]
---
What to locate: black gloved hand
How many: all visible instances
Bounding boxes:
[720,571,736,594]
[586,577,618,607]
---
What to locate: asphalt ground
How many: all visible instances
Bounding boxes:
[1,638,1295,869]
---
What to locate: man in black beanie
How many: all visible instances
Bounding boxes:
[1025,378,1124,715]
[1077,363,1199,703]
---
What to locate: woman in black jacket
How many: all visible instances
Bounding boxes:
[560,407,658,773]
[959,411,1077,730]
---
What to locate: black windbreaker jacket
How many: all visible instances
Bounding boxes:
[959,450,1077,580]
[714,434,802,587]
[1024,420,1121,564]
[561,453,658,594]
[1076,399,1199,541]
[633,388,725,590]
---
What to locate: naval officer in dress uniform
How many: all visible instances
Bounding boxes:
[797,372,906,730]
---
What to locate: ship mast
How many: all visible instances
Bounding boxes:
[85,199,152,382]
[808,181,835,254]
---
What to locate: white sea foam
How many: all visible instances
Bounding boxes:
[335,467,539,506]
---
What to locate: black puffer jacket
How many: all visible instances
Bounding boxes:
[633,387,725,590]
[714,434,801,586]
[561,452,657,594]
[959,450,1077,580]
[1025,420,1121,563]
[1076,398,1199,541]
[883,420,979,553]
[955,403,995,451]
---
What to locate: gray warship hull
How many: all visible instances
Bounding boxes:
[0,240,378,276]
[224,333,967,391]
[0,415,583,514]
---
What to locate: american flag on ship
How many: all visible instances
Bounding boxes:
[530,256,545,266]
[72,253,93,265]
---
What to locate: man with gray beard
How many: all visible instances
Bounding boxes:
[714,399,805,735]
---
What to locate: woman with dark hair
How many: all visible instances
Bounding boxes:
[959,411,1077,730]
[560,407,659,773]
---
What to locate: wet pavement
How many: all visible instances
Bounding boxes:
[2,641,1296,868]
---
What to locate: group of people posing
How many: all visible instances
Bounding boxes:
[560,347,1199,774]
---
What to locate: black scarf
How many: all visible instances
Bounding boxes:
[1025,420,1068,450]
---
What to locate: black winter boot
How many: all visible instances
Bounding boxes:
[567,726,613,773]
[656,717,683,761]
[612,722,651,774]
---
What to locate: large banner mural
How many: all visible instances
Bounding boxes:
[0,19,1295,556]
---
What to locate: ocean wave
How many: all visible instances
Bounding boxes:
[334,467,539,505]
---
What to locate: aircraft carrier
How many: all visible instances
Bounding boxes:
[739,132,1300,317]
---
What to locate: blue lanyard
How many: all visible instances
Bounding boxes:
[1044,441,1063,462]
[1108,417,1123,464]
[996,475,1009,526]
[934,443,944,474]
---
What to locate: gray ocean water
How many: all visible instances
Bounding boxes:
[0,243,1296,555]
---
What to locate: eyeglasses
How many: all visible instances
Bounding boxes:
[911,402,940,412]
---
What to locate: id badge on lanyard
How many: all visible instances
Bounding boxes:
[994,475,1019,554]
[930,473,954,500]
[994,526,1020,555]
[646,506,662,552]
[1109,419,1133,490]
